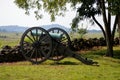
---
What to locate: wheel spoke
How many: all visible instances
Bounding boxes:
[61,38,67,42]
[40,35,49,42]
[26,34,34,43]
[50,43,57,57]
[38,31,43,41]
[36,29,39,41]
[29,48,35,59]
[61,33,64,37]
[55,51,58,59]
[23,41,31,47]
[39,41,50,47]
[57,30,59,33]
[30,30,36,41]
[52,30,54,33]
[35,48,38,62]
[38,50,43,60]
[24,47,34,56]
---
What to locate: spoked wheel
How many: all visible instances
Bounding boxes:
[48,27,71,61]
[20,27,52,64]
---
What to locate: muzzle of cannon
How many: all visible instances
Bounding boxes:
[20,27,97,65]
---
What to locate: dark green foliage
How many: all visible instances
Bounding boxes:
[108,0,120,15]
[77,0,101,18]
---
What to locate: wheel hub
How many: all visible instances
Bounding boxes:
[32,41,41,48]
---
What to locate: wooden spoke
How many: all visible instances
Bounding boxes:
[24,48,34,56]
[29,48,35,59]
[38,31,43,41]
[35,48,38,62]
[26,34,34,43]
[36,28,38,41]
[38,49,43,60]
[30,30,36,41]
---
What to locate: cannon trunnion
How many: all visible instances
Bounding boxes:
[20,27,97,65]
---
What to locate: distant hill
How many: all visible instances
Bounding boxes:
[0,24,101,33]
[88,29,102,33]
[0,24,70,32]
[0,25,28,32]
[41,24,70,32]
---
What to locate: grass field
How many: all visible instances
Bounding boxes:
[0,31,118,48]
[0,32,22,48]
[0,46,120,80]
[0,32,120,80]
[0,32,103,48]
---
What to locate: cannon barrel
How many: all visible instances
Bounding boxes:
[31,31,62,40]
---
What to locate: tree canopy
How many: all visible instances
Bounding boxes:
[14,0,80,20]
[108,0,120,15]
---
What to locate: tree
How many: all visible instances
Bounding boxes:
[71,27,87,38]
[77,28,87,38]
[108,0,120,45]
[71,0,119,57]
[14,0,118,57]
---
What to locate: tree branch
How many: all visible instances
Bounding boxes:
[92,16,106,38]
[112,15,118,39]
[108,2,111,28]
[101,0,108,27]
[108,13,111,29]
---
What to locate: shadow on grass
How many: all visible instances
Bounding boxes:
[113,50,120,59]
[50,61,80,65]
[50,61,100,66]
[85,49,120,59]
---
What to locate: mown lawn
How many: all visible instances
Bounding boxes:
[0,46,120,80]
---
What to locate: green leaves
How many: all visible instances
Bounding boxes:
[14,0,29,9]
[14,0,80,21]
[108,0,120,15]
[14,0,43,19]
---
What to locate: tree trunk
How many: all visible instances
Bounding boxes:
[105,30,113,57]
[100,0,113,57]
[118,15,120,45]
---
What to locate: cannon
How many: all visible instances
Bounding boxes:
[20,27,97,65]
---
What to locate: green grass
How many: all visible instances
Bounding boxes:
[70,32,104,39]
[0,32,120,80]
[70,31,119,39]
[0,46,120,80]
[0,32,22,48]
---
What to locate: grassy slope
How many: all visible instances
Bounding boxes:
[0,46,120,80]
[0,32,21,48]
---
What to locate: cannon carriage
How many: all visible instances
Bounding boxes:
[20,27,97,65]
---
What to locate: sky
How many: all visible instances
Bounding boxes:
[0,0,103,30]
